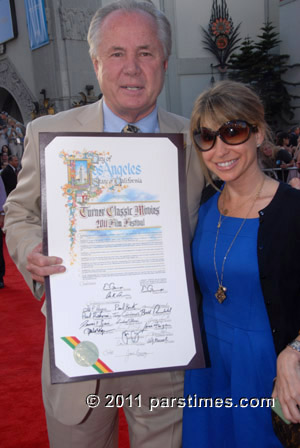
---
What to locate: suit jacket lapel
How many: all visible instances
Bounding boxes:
[8,165,17,176]
[158,107,191,173]
[158,107,186,133]
[75,99,104,132]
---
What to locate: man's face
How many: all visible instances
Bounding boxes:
[93,10,168,123]
[11,157,18,168]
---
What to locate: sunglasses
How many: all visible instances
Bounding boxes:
[193,120,258,151]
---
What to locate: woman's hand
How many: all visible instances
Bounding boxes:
[272,344,300,423]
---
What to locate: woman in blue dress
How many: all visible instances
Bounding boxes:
[183,81,300,447]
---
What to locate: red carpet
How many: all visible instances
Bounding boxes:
[0,236,130,447]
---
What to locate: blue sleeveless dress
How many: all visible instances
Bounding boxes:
[182,191,283,447]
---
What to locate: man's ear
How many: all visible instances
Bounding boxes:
[163,59,168,72]
[92,58,99,74]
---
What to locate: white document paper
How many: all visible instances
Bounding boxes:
[41,133,203,383]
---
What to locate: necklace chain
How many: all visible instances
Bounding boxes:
[213,178,265,304]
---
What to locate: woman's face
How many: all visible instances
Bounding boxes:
[283,137,289,146]
[262,145,272,157]
[2,146,8,154]
[199,119,264,183]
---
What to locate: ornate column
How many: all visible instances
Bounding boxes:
[0,58,35,125]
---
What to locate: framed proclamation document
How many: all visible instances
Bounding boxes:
[40,132,204,383]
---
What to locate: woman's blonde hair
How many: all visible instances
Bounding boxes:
[259,140,278,159]
[190,80,271,186]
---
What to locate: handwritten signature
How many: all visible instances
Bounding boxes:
[103,282,123,291]
[141,285,166,294]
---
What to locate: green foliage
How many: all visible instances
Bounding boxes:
[228,22,293,129]
[228,37,257,83]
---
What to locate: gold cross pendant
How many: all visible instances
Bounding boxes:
[215,285,227,304]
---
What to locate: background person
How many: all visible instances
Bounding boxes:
[0,145,10,170]
[289,150,300,190]
[258,140,279,178]
[0,176,6,288]
[7,118,24,168]
[0,112,6,130]
[275,131,294,182]
[1,155,18,196]
[3,1,204,447]
[0,125,9,150]
[289,125,300,148]
[182,80,300,448]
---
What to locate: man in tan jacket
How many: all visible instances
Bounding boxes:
[4,1,204,447]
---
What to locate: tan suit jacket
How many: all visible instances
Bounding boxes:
[4,99,204,425]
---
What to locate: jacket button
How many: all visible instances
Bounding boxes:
[272,328,277,333]
[258,245,263,250]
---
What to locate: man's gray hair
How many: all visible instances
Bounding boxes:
[87,0,172,60]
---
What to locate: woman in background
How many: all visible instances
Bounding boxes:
[0,145,10,170]
[258,140,279,179]
[183,81,300,447]
[289,150,300,190]
[275,131,294,182]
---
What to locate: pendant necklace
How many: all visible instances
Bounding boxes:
[214,178,265,304]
